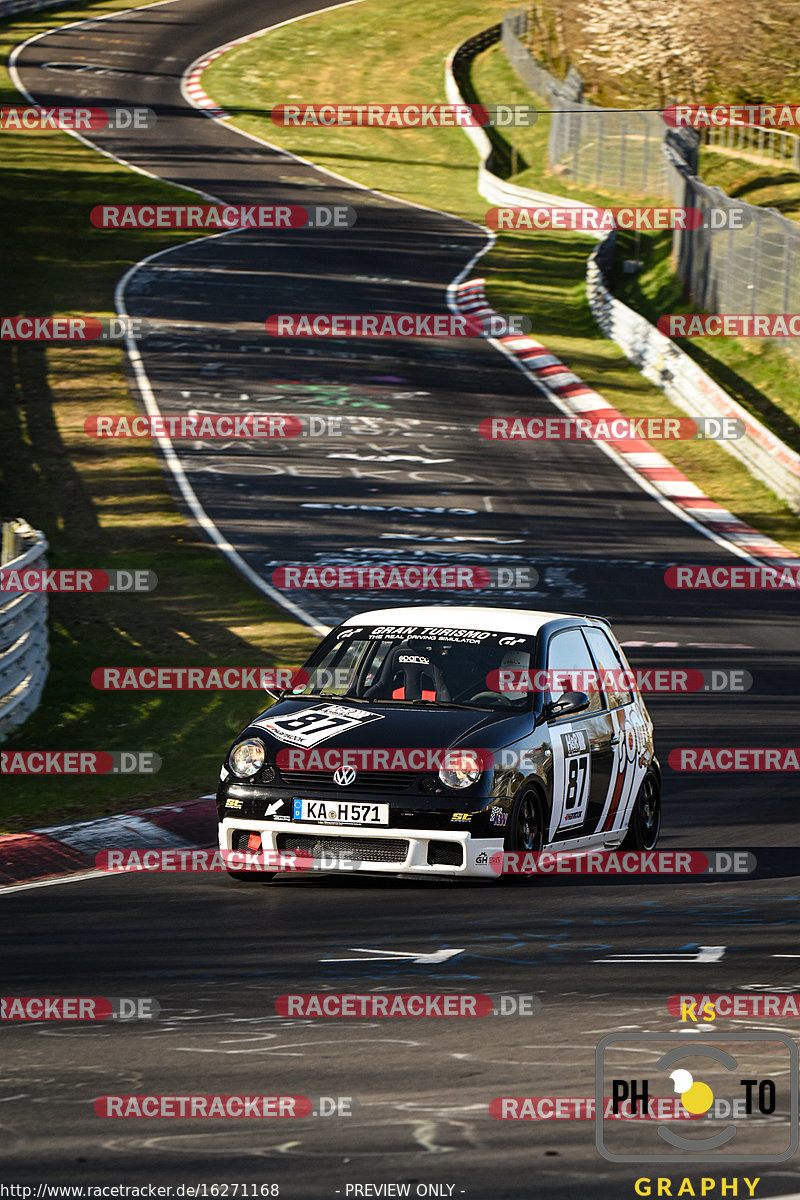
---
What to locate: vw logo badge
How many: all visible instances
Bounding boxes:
[333,765,357,787]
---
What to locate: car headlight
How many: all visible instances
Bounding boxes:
[230,739,266,778]
[439,751,483,789]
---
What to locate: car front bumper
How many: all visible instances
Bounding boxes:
[218,817,504,879]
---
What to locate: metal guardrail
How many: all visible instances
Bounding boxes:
[0,520,50,743]
[702,123,800,172]
[446,27,800,518]
[585,241,800,514]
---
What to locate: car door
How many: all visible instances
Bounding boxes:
[583,625,648,837]
[544,627,616,842]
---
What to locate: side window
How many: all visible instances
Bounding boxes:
[584,627,633,709]
[362,641,392,689]
[545,629,603,715]
[311,639,364,694]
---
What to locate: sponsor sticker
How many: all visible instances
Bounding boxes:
[258,704,384,748]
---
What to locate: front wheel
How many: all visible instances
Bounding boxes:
[505,790,545,852]
[620,771,661,850]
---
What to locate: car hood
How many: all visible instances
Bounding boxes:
[241,697,530,754]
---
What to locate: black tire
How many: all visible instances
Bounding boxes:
[505,789,545,853]
[620,770,661,850]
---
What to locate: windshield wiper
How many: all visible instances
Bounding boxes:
[363,697,487,710]
[296,690,366,702]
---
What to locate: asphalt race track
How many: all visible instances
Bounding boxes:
[4,1,800,1196]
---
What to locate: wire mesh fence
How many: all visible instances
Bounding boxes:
[503,5,800,361]
[504,7,668,197]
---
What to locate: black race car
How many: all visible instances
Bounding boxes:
[216,605,660,879]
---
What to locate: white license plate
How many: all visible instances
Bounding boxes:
[292,798,389,826]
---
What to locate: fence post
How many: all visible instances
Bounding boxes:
[1,523,17,567]
[0,520,50,743]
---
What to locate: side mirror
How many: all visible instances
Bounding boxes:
[545,690,590,720]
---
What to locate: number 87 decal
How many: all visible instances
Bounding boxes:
[555,727,591,830]
[566,756,589,811]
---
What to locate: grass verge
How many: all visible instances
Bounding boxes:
[0,2,318,832]
[202,1,800,553]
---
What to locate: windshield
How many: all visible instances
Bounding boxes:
[291,624,536,710]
